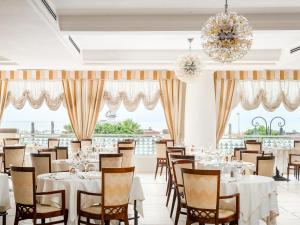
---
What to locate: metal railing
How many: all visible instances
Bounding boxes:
[19,133,160,155]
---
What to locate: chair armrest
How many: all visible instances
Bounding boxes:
[77,190,102,213]
[220,193,240,219]
[219,193,239,200]
[36,190,65,210]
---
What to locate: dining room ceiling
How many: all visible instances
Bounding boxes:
[1,0,300,70]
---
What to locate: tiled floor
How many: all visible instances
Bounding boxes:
[3,173,300,225]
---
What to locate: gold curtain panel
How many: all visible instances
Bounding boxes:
[0,70,175,80]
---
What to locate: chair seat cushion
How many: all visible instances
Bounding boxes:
[81,205,101,214]
[219,209,235,219]
[36,204,61,214]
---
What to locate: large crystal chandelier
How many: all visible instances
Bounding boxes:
[175,38,202,83]
[201,0,253,63]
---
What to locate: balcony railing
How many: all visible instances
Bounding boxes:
[19,133,160,155]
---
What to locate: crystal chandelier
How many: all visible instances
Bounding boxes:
[201,0,253,63]
[175,38,202,83]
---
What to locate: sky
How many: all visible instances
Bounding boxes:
[2,101,300,134]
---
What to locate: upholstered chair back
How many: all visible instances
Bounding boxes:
[48,138,59,149]
[182,169,220,210]
[11,167,35,205]
[245,142,262,152]
[4,146,25,169]
[30,153,51,181]
[166,140,174,147]
[118,141,135,148]
[233,147,245,161]
[166,149,184,168]
[172,159,195,193]
[118,147,135,167]
[294,141,300,151]
[70,140,81,154]
[99,153,123,171]
[39,149,57,162]
[155,142,167,158]
[3,138,20,146]
[80,139,92,148]
[102,167,134,207]
[56,146,68,160]
[241,151,262,165]
[256,156,275,177]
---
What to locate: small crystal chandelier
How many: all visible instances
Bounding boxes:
[201,0,253,63]
[175,38,202,83]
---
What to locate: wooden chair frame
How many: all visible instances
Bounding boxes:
[38,148,57,160]
[287,152,300,181]
[182,169,239,225]
[77,167,135,225]
[256,155,275,177]
[154,141,168,180]
[11,166,67,225]
[48,138,60,149]
[99,153,123,171]
[55,146,69,160]
[3,138,20,146]
[30,153,52,174]
[80,139,93,148]
[3,145,25,174]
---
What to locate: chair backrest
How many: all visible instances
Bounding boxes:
[233,147,245,161]
[38,149,57,161]
[172,159,195,193]
[56,146,68,160]
[48,138,59,149]
[245,142,262,152]
[3,138,20,146]
[166,148,184,168]
[182,169,220,215]
[170,154,195,161]
[294,141,300,150]
[118,141,135,148]
[118,147,135,167]
[155,141,167,159]
[11,166,35,206]
[240,151,262,165]
[256,155,275,177]
[3,145,25,170]
[30,153,51,181]
[80,139,92,148]
[167,146,186,155]
[99,153,123,171]
[102,167,134,208]
[70,140,81,154]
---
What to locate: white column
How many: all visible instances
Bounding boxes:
[184,70,216,149]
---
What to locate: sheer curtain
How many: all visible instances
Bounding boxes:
[237,80,300,111]
[7,80,64,110]
[103,80,160,112]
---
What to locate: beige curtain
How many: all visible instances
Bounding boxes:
[159,79,186,144]
[215,77,236,143]
[62,79,105,140]
[0,80,8,123]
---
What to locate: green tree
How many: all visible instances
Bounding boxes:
[244,125,279,136]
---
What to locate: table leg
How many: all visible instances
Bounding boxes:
[134,200,138,225]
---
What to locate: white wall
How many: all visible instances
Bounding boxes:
[184,70,216,149]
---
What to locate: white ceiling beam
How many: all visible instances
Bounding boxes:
[59,13,300,32]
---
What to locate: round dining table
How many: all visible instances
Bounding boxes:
[0,173,10,213]
[220,175,279,225]
[37,172,145,225]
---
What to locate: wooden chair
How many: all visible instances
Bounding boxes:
[11,166,67,225]
[56,146,68,160]
[30,153,51,181]
[118,141,135,148]
[48,138,59,149]
[118,146,135,167]
[182,169,239,225]
[165,148,184,209]
[256,155,275,177]
[77,167,135,225]
[172,159,195,225]
[287,141,300,180]
[80,139,92,149]
[233,147,246,161]
[0,152,3,172]
[245,141,262,152]
[99,153,123,171]
[240,151,262,165]
[154,141,168,179]
[38,149,57,162]
[3,138,20,146]
[3,145,25,174]
[70,140,81,154]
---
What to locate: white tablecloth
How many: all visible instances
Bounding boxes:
[0,173,10,212]
[220,175,279,225]
[37,172,145,225]
[196,161,256,172]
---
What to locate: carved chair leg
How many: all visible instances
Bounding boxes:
[160,165,163,176]
[174,198,181,225]
[287,166,290,181]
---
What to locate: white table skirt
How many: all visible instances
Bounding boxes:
[220,175,279,225]
[37,172,145,225]
[0,173,10,212]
